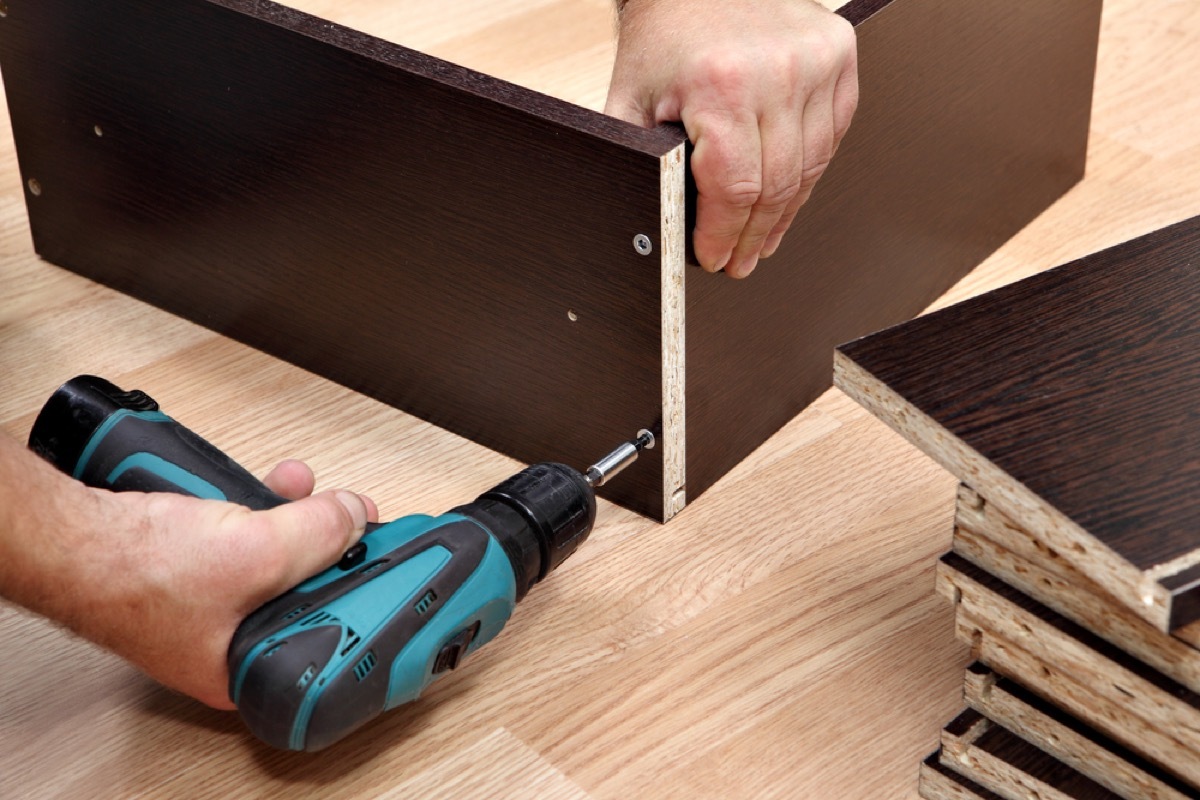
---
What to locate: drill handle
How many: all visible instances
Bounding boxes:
[29,375,288,509]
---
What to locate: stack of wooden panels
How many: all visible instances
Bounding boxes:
[833,216,1200,799]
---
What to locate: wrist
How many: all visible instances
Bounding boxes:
[0,464,109,622]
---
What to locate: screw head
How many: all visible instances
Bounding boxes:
[633,234,653,256]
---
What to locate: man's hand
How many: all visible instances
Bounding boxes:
[0,432,376,710]
[606,0,858,278]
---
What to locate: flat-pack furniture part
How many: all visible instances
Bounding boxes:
[0,0,1102,519]
[937,708,1123,800]
[837,217,1200,627]
[938,554,1200,789]
[952,485,1200,693]
[960,665,1196,800]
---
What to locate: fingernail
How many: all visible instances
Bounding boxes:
[729,255,758,279]
[761,234,783,258]
[713,252,732,273]
[335,491,369,536]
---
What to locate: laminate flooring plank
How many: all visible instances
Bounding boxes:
[938,554,1200,788]
[962,664,1198,800]
[922,752,1005,800]
[952,485,1200,692]
[837,217,1200,630]
[939,709,1120,800]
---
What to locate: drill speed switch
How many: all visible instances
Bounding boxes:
[29,375,651,751]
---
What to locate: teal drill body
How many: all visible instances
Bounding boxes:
[28,376,626,751]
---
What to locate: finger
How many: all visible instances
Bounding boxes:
[604,88,655,128]
[254,490,370,597]
[831,37,860,148]
[262,459,315,501]
[724,111,803,277]
[363,495,380,524]
[761,83,837,259]
[686,109,763,273]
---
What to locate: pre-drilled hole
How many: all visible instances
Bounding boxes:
[567,309,578,322]
[94,124,104,137]
[0,3,9,19]
[27,178,41,196]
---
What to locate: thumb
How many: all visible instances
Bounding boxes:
[255,490,370,597]
[604,86,655,128]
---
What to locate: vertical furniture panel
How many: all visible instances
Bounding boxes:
[684,0,1101,501]
[0,0,684,517]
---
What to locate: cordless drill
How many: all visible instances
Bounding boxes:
[28,375,653,751]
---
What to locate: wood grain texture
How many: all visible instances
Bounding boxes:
[0,0,1101,518]
[938,555,1200,788]
[952,485,1200,693]
[0,0,683,519]
[939,709,1120,800]
[962,664,1197,800]
[684,0,1100,499]
[1,0,1198,796]
[838,217,1200,629]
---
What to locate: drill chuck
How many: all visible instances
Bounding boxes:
[452,463,595,601]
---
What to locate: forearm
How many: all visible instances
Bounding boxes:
[0,429,112,623]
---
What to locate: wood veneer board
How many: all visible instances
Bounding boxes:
[962,664,1198,800]
[938,709,1120,800]
[684,0,1101,499]
[952,485,1200,692]
[921,752,1005,800]
[837,218,1200,627]
[0,0,686,520]
[0,0,1101,520]
[937,554,1200,788]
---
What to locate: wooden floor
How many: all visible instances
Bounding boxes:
[1,0,1197,797]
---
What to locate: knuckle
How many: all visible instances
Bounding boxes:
[802,37,839,78]
[831,14,857,46]
[715,177,763,209]
[803,19,857,77]
[759,179,801,211]
[691,52,751,96]
[800,158,831,191]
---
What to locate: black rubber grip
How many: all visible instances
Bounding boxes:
[30,375,287,509]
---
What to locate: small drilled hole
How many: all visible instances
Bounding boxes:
[27,178,41,196]
[94,124,104,137]
[0,3,8,18]
[567,309,578,322]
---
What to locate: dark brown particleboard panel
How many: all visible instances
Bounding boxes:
[685,0,1101,499]
[937,554,1200,789]
[952,485,1200,693]
[837,218,1200,626]
[0,0,1101,519]
[938,709,1122,800]
[0,0,687,520]
[962,664,1198,800]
